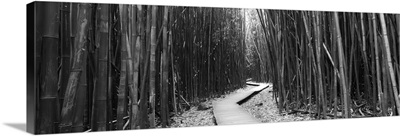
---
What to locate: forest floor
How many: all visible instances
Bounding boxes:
[240,87,314,123]
[170,86,256,127]
[169,100,216,127]
[170,84,313,127]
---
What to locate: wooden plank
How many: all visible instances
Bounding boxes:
[246,82,260,86]
[213,83,270,125]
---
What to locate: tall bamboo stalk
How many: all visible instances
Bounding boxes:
[334,12,350,118]
[130,5,140,130]
[60,2,92,132]
[207,9,212,99]
[161,6,169,128]
[59,3,71,110]
[360,14,372,105]
[379,13,400,114]
[331,14,339,118]
[71,46,87,132]
[37,3,60,134]
[398,15,400,98]
[313,11,327,119]
[170,7,178,116]
[371,13,384,116]
[92,4,109,131]
[139,5,151,129]
[149,6,157,128]
[117,5,128,130]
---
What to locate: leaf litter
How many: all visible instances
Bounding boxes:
[170,85,312,127]
[240,86,313,123]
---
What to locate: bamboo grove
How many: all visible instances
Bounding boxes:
[247,9,400,119]
[33,1,400,134]
[33,2,246,134]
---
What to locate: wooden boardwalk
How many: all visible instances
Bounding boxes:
[213,83,271,125]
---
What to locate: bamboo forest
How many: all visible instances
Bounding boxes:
[31,1,400,134]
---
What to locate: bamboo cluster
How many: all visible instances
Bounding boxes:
[171,7,247,105]
[34,2,246,134]
[251,10,400,119]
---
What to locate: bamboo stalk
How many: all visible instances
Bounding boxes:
[331,14,339,118]
[313,12,327,118]
[36,2,62,134]
[334,12,350,118]
[170,7,178,116]
[360,14,372,105]
[91,4,109,131]
[397,15,400,102]
[371,13,384,116]
[379,13,400,114]
[160,7,169,128]
[138,5,151,129]
[149,5,157,128]
[59,3,71,111]
[130,5,140,129]
[71,45,87,132]
[116,5,128,130]
[60,3,92,132]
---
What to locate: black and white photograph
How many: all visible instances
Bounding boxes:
[18,0,400,135]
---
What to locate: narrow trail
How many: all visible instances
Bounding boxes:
[212,83,271,125]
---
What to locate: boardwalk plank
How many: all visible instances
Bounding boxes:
[213,83,270,125]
